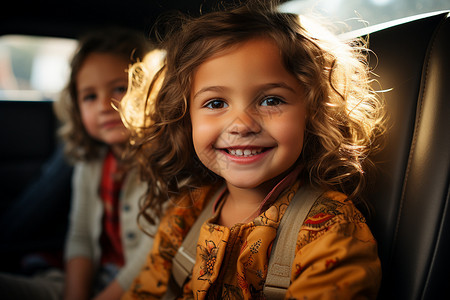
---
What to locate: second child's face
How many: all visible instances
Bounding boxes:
[190,38,306,191]
[77,53,130,147]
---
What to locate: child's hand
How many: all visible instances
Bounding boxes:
[92,280,124,300]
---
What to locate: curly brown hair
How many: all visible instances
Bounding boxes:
[54,27,154,162]
[120,1,386,226]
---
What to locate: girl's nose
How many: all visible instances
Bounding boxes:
[99,94,114,111]
[226,109,262,137]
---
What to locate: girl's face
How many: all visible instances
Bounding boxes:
[76,53,129,148]
[190,38,306,191]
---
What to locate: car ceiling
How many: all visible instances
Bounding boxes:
[1,0,235,39]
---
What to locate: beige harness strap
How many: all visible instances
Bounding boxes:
[171,185,224,288]
[263,186,323,299]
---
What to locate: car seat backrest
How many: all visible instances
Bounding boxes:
[0,100,58,205]
[363,11,450,299]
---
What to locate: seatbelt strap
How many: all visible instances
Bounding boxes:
[263,186,323,299]
[171,185,225,288]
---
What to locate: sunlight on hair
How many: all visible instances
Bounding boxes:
[119,49,166,139]
[298,14,345,50]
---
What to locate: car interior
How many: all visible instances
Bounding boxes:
[0,1,449,299]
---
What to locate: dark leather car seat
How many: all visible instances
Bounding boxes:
[358,11,450,299]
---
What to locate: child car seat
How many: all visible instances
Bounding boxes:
[359,11,450,300]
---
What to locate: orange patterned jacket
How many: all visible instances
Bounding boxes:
[122,180,381,300]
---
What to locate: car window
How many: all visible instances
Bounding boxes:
[0,35,77,101]
[279,0,450,32]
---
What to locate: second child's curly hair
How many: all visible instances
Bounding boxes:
[121,1,386,226]
[54,27,154,162]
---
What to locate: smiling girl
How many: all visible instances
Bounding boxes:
[121,1,385,299]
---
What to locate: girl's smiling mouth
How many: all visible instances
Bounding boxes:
[215,146,274,163]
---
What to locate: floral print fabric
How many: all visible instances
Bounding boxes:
[122,181,381,300]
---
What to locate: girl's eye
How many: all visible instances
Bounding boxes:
[204,99,228,109]
[260,96,285,106]
[82,93,97,102]
[114,86,127,94]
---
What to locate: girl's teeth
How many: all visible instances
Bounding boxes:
[229,149,262,157]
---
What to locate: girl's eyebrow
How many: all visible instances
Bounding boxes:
[192,82,296,101]
[192,86,228,101]
[78,86,94,95]
[259,82,297,94]
[106,77,128,87]
[78,77,127,94]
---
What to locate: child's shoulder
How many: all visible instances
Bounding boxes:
[291,191,381,297]
[303,191,366,231]
[161,183,223,229]
[157,183,222,251]
[296,190,371,249]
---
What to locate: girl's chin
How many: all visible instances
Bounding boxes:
[101,132,130,146]
[221,168,293,194]
[221,174,277,191]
